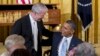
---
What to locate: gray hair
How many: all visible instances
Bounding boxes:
[5,34,25,49]
[74,42,96,56]
[31,3,48,14]
[66,20,76,30]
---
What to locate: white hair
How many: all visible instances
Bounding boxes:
[31,3,48,14]
[74,42,96,56]
[5,34,25,49]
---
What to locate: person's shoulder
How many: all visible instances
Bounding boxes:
[53,32,62,37]
[53,32,62,39]
[72,36,83,42]
[15,14,29,23]
[73,36,81,40]
[18,14,29,20]
[54,32,61,35]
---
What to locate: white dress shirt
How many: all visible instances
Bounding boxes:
[58,35,73,56]
[29,14,38,51]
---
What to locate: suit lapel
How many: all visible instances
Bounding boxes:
[26,15,33,36]
[37,21,42,34]
[57,34,63,54]
[58,36,63,48]
[68,37,75,51]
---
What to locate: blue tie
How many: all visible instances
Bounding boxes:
[59,39,68,56]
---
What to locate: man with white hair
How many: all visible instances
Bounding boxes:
[10,3,53,56]
[0,34,26,56]
[67,42,96,56]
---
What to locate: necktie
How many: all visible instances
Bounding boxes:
[59,39,68,56]
[33,21,38,51]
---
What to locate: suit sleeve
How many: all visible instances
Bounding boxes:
[40,20,54,38]
[40,20,54,46]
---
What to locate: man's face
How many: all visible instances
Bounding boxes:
[61,23,74,37]
[35,11,47,21]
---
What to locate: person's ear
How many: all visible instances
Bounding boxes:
[71,29,75,34]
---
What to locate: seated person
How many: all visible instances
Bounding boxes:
[67,42,96,56]
[11,49,32,56]
[51,20,83,56]
[0,34,26,56]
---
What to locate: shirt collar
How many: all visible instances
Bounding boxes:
[63,35,73,41]
[29,13,36,23]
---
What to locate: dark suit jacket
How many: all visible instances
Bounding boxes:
[51,32,83,56]
[10,14,53,56]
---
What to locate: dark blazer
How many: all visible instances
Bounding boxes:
[10,14,53,56]
[51,32,83,56]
